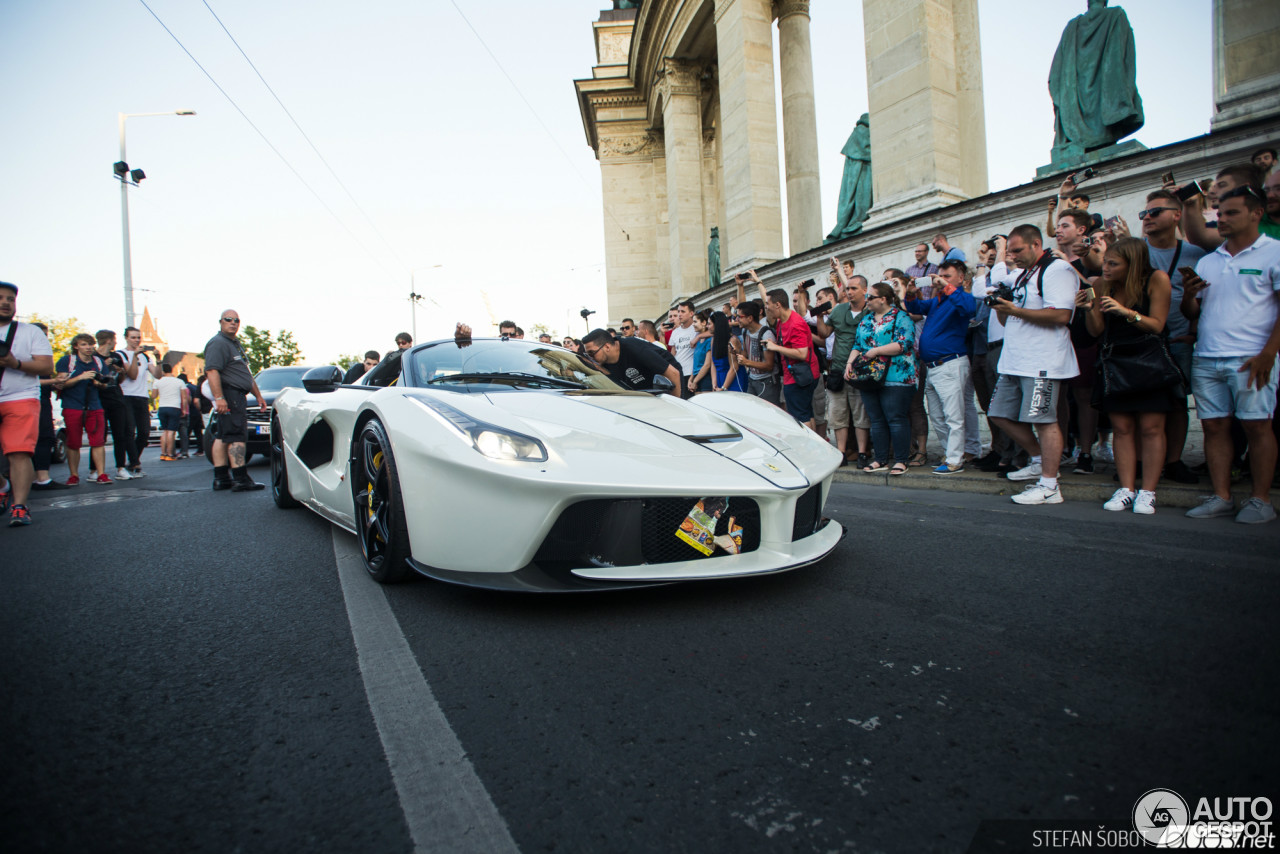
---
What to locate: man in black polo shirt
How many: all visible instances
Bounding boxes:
[203,309,267,492]
[581,328,682,394]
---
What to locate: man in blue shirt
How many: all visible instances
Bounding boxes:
[932,233,967,264]
[905,260,977,473]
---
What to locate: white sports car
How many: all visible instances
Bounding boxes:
[270,338,845,591]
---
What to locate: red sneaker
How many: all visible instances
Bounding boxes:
[0,489,9,514]
[93,474,113,484]
[66,475,81,486]
[9,504,31,526]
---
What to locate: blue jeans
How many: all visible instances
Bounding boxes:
[862,384,914,465]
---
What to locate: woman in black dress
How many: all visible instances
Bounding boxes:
[1080,237,1175,515]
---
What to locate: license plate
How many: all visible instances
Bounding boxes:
[255,424,269,435]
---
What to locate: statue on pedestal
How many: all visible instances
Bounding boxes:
[825,113,872,244]
[613,1,640,9]
[1048,0,1144,165]
[708,227,721,288]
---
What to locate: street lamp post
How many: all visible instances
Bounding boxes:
[116,110,195,330]
[407,266,442,341]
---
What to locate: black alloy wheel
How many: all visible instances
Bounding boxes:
[352,420,412,584]
[270,417,299,509]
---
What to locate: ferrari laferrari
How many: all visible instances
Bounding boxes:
[270,338,844,591]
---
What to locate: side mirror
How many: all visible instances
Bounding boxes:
[648,374,676,394]
[302,365,344,393]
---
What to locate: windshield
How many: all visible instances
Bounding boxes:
[254,367,312,392]
[408,340,625,391]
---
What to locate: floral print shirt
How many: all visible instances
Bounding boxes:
[854,307,918,386]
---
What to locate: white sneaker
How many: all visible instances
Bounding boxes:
[1133,490,1156,515]
[116,468,133,481]
[1007,461,1043,482]
[1095,443,1114,463]
[1103,488,1135,511]
[1011,482,1063,505]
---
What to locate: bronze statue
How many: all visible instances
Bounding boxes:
[1048,0,1144,164]
[825,113,872,244]
[708,227,721,287]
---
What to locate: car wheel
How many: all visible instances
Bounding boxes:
[51,428,67,464]
[203,418,215,464]
[271,417,300,509]
[352,420,412,584]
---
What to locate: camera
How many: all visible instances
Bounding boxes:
[983,283,1016,307]
[809,300,833,317]
[579,308,595,320]
[0,341,9,360]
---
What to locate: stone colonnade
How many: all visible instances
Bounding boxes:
[576,0,824,326]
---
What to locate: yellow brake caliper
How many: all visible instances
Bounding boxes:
[368,451,385,542]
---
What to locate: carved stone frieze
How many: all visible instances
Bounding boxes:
[772,0,810,22]
[598,130,659,159]
[656,59,702,101]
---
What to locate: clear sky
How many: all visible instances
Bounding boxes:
[0,1,1210,362]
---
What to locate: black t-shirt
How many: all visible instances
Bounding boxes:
[343,362,367,384]
[608,337,682,391]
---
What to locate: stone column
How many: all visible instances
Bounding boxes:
[658,59,708,301]
[775,0,822,255]
[597,126,665,325]
[714,0,785,275]
[1211,0,1280,130]
[860,0,988,228]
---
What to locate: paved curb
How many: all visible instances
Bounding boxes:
[831,464,1257,510]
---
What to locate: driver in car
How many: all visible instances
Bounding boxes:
[580,328,683,395]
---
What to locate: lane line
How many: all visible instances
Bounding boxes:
[331,529,519,854]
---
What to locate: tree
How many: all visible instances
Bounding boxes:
[239,325,304,372]
[333,353,363,370]
[25,314,87,360]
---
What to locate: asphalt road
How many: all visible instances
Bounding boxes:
[2,452,1277,853]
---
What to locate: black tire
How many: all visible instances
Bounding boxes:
[351,420,413,584]
[271,417,300,509]
[203,416,216,465]
[51,428,67,464]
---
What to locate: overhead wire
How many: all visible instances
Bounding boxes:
[135,0,397,278]
[198,0,412,273]
[445,0,632,241]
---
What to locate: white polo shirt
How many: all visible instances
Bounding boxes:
[1193,233,1280,358]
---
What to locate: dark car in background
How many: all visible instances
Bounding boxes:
[205,365,330,463]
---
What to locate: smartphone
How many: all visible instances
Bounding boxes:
[1177,266,1199,281]
[1161,171,1175,185]
[800,278,816,289]
[1082,287,1095,302]
[734,271,749,283]
[1104,215,1121,231]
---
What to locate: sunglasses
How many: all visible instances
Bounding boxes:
[620,325,633,330]
[1221,185,1264,203]
[1137,207,1178,219]
[221,317,240,323]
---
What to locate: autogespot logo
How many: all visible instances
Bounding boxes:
[1134,788,1190,846]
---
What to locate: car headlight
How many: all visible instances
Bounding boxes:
[411,396,548,462]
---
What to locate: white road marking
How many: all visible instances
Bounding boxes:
[331,530,519,854]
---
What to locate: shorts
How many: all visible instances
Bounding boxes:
[0,398,40,455]
[64,408,107,449]
[826,384,870,430]
[211,388,249,444]
[748,375,781,406]
[988,374,1064,424]
[782,380,817,424]
[158,407,182,431]
[1191,354,1279,420]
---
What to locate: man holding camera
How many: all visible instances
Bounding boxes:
[751,274,820,431]
[53,333,111,484]
[817,261,872,466]
[118,326,161,478]
[905,260,977,474]
[204,310,267,492]
[987,227,1080,505]
[0,282,54,526]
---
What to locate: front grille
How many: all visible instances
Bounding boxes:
[534,497,761,570]
[791,484,823,542]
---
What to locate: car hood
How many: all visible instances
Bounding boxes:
[477,390,810,489]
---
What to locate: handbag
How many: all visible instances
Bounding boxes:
[1098,333,1184,398]
[848,355,888,391]
[786,356,815,386]
[825,366,845,393]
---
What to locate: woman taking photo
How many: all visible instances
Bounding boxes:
[1079,237,1176,515]
[885,267,930,466]
[687,310,714,394]
[709,311,747,392]
[847,283,918,475]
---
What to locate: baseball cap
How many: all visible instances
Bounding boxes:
[0,282,17,295]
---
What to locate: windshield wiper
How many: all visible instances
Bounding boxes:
[426,372,585,389]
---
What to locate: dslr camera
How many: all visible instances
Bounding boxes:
[983,283,1016,307]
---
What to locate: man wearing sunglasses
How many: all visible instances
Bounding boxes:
[618,318,636,338]
[1141,189,1207,484]
[580,327,682,395]
[203,310,267,492]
